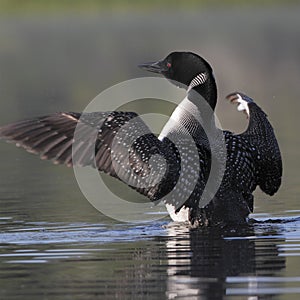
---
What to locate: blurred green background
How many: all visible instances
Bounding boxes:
[0,0,298,13]
[0,0,299,221]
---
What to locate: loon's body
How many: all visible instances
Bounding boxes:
[0,52,282,227]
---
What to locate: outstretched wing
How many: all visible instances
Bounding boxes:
[227,92,282,195]
[0,111,180,201]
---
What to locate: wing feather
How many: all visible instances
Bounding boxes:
[227,92,282,195]
[0,111,179,200]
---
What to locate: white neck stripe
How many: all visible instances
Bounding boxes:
[188,72,208,92]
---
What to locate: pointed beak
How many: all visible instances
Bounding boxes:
[138,60,167,74]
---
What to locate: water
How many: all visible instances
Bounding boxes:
[1,5,300,299]
[1,218,300,299]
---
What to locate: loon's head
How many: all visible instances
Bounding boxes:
[139,51,217,110]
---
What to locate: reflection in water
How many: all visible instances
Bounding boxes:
[164,224,286,299]
[2,219,300,299]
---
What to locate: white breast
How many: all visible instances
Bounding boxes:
[160,96,201,223]
[158,96,200,140]
[165,204,190,222]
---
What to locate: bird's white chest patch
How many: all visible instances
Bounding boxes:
[158,96,201,140]
[165,204,190,222]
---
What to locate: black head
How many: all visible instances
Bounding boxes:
[139,52,217,109]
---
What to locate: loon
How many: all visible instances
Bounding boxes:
[0,52,282,227]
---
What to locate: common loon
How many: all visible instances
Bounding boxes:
[0,52,282,227]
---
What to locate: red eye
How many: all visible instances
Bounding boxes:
[167,62,172,68]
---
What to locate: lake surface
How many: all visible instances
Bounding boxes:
[1,217,300,299]
[1,5,300,299]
